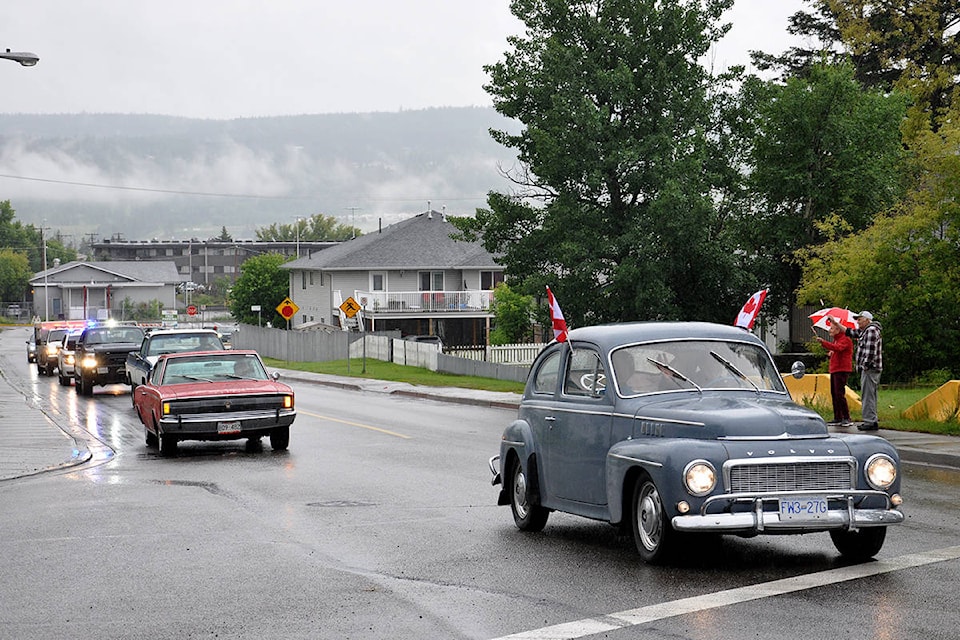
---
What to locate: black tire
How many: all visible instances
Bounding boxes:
[509,457,549,532]
[830,527,886,561]
[130,381,138,407]
[270,426,290,451]
[45,363,54,376]
[159,428,177,457]
[79,375,93,396]
[58,371,70,386]
[632,476,677,564]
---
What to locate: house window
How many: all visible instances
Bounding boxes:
[301,271,307,290]
[419,271,443,291]
[371,272,386,291]
[309,272,314,286]
[481,271,504,290]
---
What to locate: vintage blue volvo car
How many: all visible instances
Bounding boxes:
[489,322,904,564]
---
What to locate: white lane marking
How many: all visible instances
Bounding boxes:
[490,545,960,640]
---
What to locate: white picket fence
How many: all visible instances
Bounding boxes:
[446,343,545,366]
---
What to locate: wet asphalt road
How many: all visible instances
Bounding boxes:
[2,331,960,639]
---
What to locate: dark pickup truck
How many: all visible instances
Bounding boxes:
[74,325,145,396]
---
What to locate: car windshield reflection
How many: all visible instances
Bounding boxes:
[159,354,268,385]
[611,340,784,396]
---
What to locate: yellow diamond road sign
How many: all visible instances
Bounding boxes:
[339,296,361,318]
[276,297,299,320]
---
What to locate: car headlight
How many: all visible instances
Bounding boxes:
[283,394,294,410]
[683,460,717,496]
[81,355,98,369]
[865,454,897,490]
[64,354,75,365]
[46,345,59,355]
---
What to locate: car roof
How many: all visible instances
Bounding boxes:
[564,322,766,350]
[145,329,221,337]
[158,349,258,361]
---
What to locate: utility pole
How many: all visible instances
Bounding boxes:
[40,223,49,321]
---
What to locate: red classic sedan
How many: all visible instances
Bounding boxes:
[133,350,296,456]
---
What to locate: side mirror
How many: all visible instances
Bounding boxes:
[791,361,806,379]
[271,371,280,381]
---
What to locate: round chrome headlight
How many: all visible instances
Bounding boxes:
[865,454,897,490]
[683,460,717,497]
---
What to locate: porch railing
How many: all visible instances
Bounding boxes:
[355,290,494,313]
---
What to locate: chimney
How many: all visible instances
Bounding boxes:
[427,200,432,220]
[441,204,446,221]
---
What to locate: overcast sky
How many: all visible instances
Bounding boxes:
[2,1,807,120]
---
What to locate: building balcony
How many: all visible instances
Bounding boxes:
[354,290,494,315]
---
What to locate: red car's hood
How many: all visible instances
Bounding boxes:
[159,380,292,399]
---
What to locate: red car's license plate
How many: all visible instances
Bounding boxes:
[217,421,241,435]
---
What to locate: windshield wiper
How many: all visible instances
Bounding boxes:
[647,357,702,395]
[709,351,760,395]
[180,374,214,383]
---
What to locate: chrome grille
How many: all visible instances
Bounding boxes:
[171,395,286,416]
[728,459,855,493]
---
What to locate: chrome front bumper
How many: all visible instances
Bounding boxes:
[489,455,501,486]
[672,492,904,533]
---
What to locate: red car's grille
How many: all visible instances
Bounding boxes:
[169,395,287,415]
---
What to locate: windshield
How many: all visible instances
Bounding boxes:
[159,354,267,385]
[610,340,785,396]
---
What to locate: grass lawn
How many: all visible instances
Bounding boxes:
[263,357,527,394]
[805,386,960,437]
[266,357,959,436]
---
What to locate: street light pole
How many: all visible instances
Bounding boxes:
[0,49,39,66]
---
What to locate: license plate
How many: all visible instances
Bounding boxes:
[217,421,241,435]
[779,496,828,521]
[97,367,108,374]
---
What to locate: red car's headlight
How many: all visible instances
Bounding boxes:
[283,394,294,410]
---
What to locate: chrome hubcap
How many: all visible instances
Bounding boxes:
[513,468,529,519]
[637,485,662,551]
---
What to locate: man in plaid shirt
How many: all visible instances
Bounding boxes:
[845,311,883,431]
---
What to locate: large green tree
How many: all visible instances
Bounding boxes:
[0,200,77,272]
[0,248,33,302]
[740,63,909,314]
[753,0,960,135]
[256,213,362,242]
[456,0,748,326]
[797,123,960,381]
[228,253,292,327]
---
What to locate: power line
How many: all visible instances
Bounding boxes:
[0,172,493,203]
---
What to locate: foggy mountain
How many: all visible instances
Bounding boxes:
[0,107,521,243]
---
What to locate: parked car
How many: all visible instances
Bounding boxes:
[489,322,904,564]
[57,332,82,386]
[125,328,224,402]
[404,334,443,349]
[132,350,296,456]
[6,304,22,318]
[26,336,36,363]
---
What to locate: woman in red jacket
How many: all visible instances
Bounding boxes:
[817,318,854,426]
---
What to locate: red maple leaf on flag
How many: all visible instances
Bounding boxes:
[734,289,768,330]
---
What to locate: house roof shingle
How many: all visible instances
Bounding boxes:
[282,212,501,272]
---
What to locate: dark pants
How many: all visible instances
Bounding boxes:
[830,371,851,422]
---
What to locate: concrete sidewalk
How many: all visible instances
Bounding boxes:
[2,366,959,482]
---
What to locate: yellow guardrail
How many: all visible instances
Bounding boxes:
[781,373,862,411]
[902,381,960,422]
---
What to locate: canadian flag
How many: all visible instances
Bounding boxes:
[734,289,768,330]
[546,286,569,342]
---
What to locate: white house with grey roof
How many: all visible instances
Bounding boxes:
[281,211,504,345]
[29,260,181,322]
